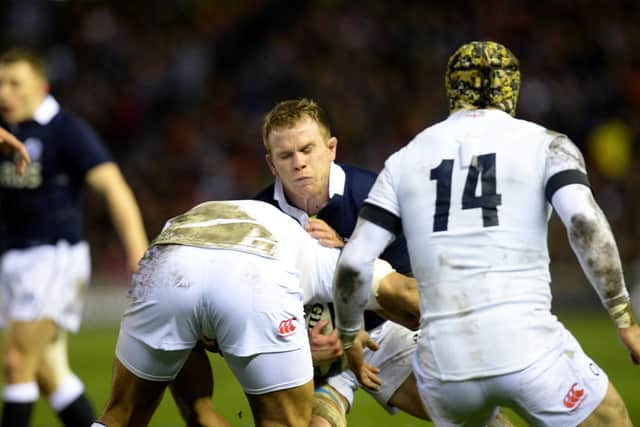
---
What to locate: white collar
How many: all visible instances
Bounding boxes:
[273,162,346,224]
[448,108,510,121]
[33,95,60,125]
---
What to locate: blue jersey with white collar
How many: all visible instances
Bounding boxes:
[0,96,112,252]
[254,163,412,330]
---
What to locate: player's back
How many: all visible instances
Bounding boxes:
[377,109,564,380]
[151,200,338,303]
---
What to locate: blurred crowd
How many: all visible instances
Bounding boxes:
[2,0,639,288]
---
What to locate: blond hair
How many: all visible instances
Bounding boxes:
[0,48,48,81]
[262,98,332,153]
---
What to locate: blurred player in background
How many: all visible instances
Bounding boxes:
[333,40,640,426]
[91,199,393,427]
[0,48,148,427]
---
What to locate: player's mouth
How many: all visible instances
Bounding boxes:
[295,176,314,185]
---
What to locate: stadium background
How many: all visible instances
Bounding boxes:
[1,0,639,425]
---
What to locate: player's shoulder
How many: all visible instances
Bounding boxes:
[338,163,377,182]
[253,184,276,204]
[51,109,101,140]
[338,163,377,196]
[339,163,375,175]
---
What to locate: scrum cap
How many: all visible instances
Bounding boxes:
[445,41,520,116]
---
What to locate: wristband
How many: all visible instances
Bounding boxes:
[608,302,637,329]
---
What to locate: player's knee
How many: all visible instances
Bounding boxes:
[312,384,348,427]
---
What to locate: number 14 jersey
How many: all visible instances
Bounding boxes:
[365,109,572,380]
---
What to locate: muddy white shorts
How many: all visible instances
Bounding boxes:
[328,320,419,413]
[414,326,609,426]
[115,244,313,393]
[0,240,90,332]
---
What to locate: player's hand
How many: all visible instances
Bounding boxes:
[309,320,343,366]
[304,218,345,248]
[345,330,381,391]
[617,324,640,364]
[0,127,30,176]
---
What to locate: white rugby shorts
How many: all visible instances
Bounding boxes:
[116,245,312,393]
[0,240,90,332]
[327,320,419,413]
[413,325,609,426]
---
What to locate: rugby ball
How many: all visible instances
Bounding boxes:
[304,302,349,379]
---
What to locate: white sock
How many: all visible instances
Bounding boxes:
[3,382,39,403]
[48,374,84,412]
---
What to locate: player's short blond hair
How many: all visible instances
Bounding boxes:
[262,98,332,153]
[0,48,48,81]
[445,41,520,116]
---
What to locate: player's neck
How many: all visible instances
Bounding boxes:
[287,190,329,216]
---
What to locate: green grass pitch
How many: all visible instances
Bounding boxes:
[4,310,639,426]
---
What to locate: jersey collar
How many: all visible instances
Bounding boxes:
[273,162,346,224]
[33,95,60,125]
[448,108,510,121]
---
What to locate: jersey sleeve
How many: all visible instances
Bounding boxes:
[360,157,402,236]
[543,133,590,203]
[365,159,401,217]
[62,114,112,175]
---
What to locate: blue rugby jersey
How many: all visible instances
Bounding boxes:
[0,96,112,251]
[254,162,412,330]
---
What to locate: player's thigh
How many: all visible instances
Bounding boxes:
[388,373,429,419]
[245,381,314,427]
[98,357,168,427]
[37,332,72,395]
[224,345,313,395]
[579,381,632,427]
[169,345,214,423]
[224,345,313,426]
[4,319,58,380]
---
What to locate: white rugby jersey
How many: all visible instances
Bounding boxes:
[364,109,586,380]
[152,200,339,304]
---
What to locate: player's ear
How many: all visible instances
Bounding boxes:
[327,137,337,161]
[265,154,278,177]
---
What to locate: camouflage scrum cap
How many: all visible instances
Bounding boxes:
[445,41,520,116]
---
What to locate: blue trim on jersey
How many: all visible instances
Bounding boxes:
[0,107,112,251]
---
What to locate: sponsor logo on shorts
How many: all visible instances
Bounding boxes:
[278,317,297,337]
[589,362,600,376]
[563,382,585,409]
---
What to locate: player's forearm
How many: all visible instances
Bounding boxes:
[87,163,149,270]
[104,182,148,270]
[567,209,635,327]
[554,186,636,327]
[333,251,372,339]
